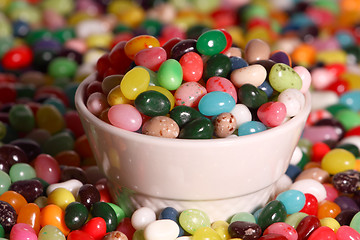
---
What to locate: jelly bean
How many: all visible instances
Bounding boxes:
[231,64,267,88]
[206,76,237,102]
[0,225,3,238]
[179,116,214,139]
[147,85,175,110]
[0,200,17,233]
[142,116,180,138]
[229,104,252,129]
[9,163,36,182]
[350,211,360,233]
[38,225,66,240]
[263,222,298,240]
[295,167,330,183]
[198,91,235,116]
[320,217,340,232]
[296,215,321,240]
[337,143,360,158]
[170,39,197,60]
[278,88,306,117]
[91,202,118,232]
[1,46,33,70]
[174,82,207,107]
[131,207,156,231]
[203,53,231,80]
[10,223,37,240]
[48,57,78,79]
[77,184,100,209]
[10,138,41,162]
[257,101,287,128]
[120,67,150,100]
[144,219,180,240]
[87,92,109,117]
[107,202,126,225]
[9,179,43,203]
[299,193,318,216]
[40,204,70,236]
[317,200,341,219]
[269,63,302,92]
[285,164,302,181]
[47,179,83,196]
[169,105,203,128]
[258,200,287,231]
[135,90,171,116]
[311,67,337,90]
[64,202,88,230]
[16,203,40,234]
[33,153,61,184]
[238,84,268,109]
[157,59,183,91]
[179,209,211,235]
[0,144,28,173]
[302,125,340,144]
[81,217,107,240]
[196,30,226,55]
[67,230,95,240]
[179,52,203,82]
[335,109,360,130]
[336,210,358,226]
[244,38,270,63]
[310,142,331,163]
[214,112,237,137]
[228,221,262,239]
[230,212,256,224]
[34,196,48,209]
[290,179,327,202]
[116,218,136,240]
[134,47,166,71]
[321,149,356,175]
[285,212,308,229]
[0,171,11,195]
[60,166,87,183]
[339,90,360,111]
[276,190,306,214]
[308,226,336,240]
[8,104,35,132]
[124,35,160,60]
[35,104,65,134]
[259,233,288,240]
[47,187,75,210]
[334,196,359,211]
[237,121,267,136]
[108,104,142,132]
[210,221,229,240]
[336,225,360,240]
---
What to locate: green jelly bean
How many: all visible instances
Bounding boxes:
[350,211,360,233]
[53,27,75,44]
[9,163,36,182]
[41,0,75,15]
[296,150,310,169]
[9,104,35,132]
[179,117,214,139]
[238,84,268,109]
[179,209,211,235]
[38,225,66,240]
[157,59,183,90]
[135,90,171,117]
[25,29,53,46]
[257,200,287,231]
[285,212,308,229]
[34,196,48,209]
[336,143,360,158]
[269,63,302,92]
[0,122,7,140]
[326,103,349,116]
[0,225,4,238]
[140,18,163,36]
[334,109,360,130]
[203,53,231,81]
[15,84,36,99]
[230,212,256,224]
[48,57,78,79]
[0,171,11,195]
[91,202,118,232]
[241,4,269,23]
[42,131,74,156]
[65,202,88,230]
[170,105,204,128]
[196,30,227,56]
[107,202,126,225]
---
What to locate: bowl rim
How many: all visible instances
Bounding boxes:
[75,73,312,145]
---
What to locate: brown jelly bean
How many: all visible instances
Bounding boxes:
[335,209,359,226]
[0,144,28,173]
[9,179,43,203]
[228,221,262,240]
[60,166,88,184]
[10,138,41,162]
[170,39,198,60]
[0,200,17,233]
[77,184,101,209]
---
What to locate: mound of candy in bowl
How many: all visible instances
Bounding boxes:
[75,31,312,220]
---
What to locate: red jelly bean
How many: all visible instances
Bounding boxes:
[35,86,70,107]
[323,183,339,202]
[81,217,107,240]
[134,47,167,71]
[345,126,360,137]
[161,37,182,58]
[2,46,33,70]
[219,29,233,53]
[116,218,136,240]
[33,154,61,184]
[259,233,288,240]
[179,52,203,82]
[0,83,16,105]
[54,150,81,167]
[263,222,298,240]
[64,110,85,139]
[74,135,93,158]
[311,142,331,162]
[96,53,111,79]
[211,9,237,29]
[108,41,133,75]
[300,193,318,216]
[308,226,336,240]
[67,230,95,240]
[325,79,349,96]
[296,215,321,240]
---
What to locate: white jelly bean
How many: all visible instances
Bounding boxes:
[46,179,83,196]
[290,179,327,202]
[290,146,303,165]
[144,219,180,240]
[75,19,109,38]
[230,104,252,128]
[230,64,267,88]
[131,207,157,230]
[311,91,339,111]
[278,88,305,117]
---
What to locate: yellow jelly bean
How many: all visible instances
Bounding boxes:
[245,27,272,45]
[226,26,246,49]
[67,12,93,26]
[47,188,75,211]
[211,221,230,240]
[124,35,160,60]
[321,149,356,175]
[85,33,113,49]
[120,67,150,100]
[83,49,107,66]
[36,105,64,134]
[320,217,340,232]
[147,85,175,110]
[316,50,347,65]
[193,227,223,240]
[340,72,360,89]
[108,1,145,28]
[107,85,132,106]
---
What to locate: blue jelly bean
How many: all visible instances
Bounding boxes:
[339,90,360,111]
[237,121,267,136]
[159,207,184,236]
[198,91,235,116]
[258,80,273,98]
[276,189,306,214]
[253,208,263,222]
[12,20,31,38]
[336,31,355,48]
[230,57,248,71]
[285,164,302,181]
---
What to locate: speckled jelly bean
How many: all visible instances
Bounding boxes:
[263,222,298,240]
[198,91,235,116]
[142,116,180,138]
[174,82,207,107]
[214,112,237,137]
[179,52,203,82]
[102,231,128,240]
[332,170,360,194]
[269,63,302,92]
[0,200,17,233]
[206,76,237,102]
[108,104,142,132]
[228,221,262,239]
[38,225,66,240]
[179,209,211,235]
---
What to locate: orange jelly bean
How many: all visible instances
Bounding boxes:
[40,204,70,236]
[17,203,41,234]
[124,35,160,60]
[0,190,27,214]
[74,134,93,158]
[291,43,316,67]
[55,150,81,167]
[317,200,341,219]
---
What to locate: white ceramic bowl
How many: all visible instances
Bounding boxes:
[75,73,311,221]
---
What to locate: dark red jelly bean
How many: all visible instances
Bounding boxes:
[0,144,28,173]
[296,215,321,240]
[10,138,41,162]
[77,184,101,209]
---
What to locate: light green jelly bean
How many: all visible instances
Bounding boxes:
[285,212,308,229]
[48,57,78,79]
[133,230,145,240]
[350,211,360,233]
[9,163,36,182]
[269,63,302,92]
[41,0,75,16]
[157,59,183,91]
[38,225,66,240]
[0,171,11,195]
[179,209,211,235]
[107,202,126,225]
[230,212,256,224]
[334,109,360,130]
[0,37,13,57]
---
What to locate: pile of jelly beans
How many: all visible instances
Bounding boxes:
[0,0,360,239]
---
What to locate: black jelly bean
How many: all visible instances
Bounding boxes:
[334,195,360,211]
[332,170,360,194]
[61,166,88,184]
[10,138,41,162]
[296,215,321,240]
[0,144,28,173]
[335,209,358,226]
[228,221,262,240]
[9,179,43,203]
[170,39,197,60]
[77,184,101,209]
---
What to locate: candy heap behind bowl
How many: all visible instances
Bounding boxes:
[75,32,312,221]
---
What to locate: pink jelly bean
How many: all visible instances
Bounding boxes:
[311,68,336,90]
[108,104,142,131]
[263,222,298,240]
[134,47,167,71]
[10,223,37,240]
[293,66,311,94]
[302,126,340,144]
[323,183,339,202]
[33,153,61,184]
[308,226,336,240]
[42,9,66,31]
[336,226,360,240]
[65,38,88,54]
[179,52,203,82]
[174,82,207,107]
[206,76,237,102]
[257,102,287,127]
[86,92,109,117]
